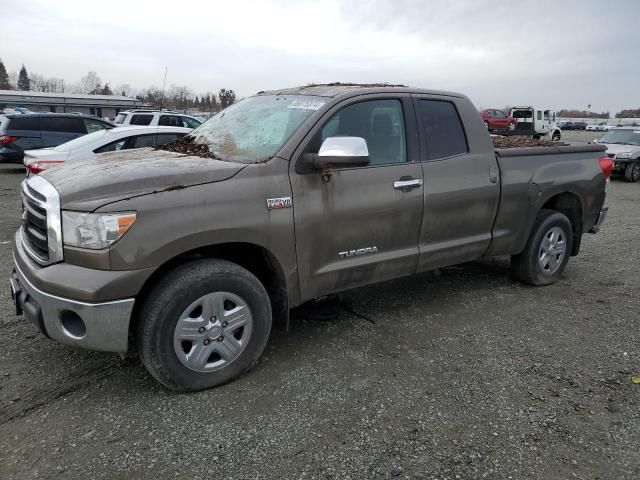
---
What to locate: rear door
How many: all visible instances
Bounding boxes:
[40,116,86,147]
[290,94,424,300]
[413,95,500,271]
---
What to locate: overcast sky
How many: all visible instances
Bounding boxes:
[3,0,639,113]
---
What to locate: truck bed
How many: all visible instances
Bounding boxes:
[487,143,607,257]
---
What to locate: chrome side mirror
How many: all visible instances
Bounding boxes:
[310,136,369,169]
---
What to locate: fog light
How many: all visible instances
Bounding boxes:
[60,310,86,338]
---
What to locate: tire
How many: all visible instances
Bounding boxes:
[484,121,490,130]
[136,259,272,391]
[624,161,640,182]
[511,209,573,286]
[552,131,561,141]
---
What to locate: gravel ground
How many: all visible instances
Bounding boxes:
[0,163,638,480]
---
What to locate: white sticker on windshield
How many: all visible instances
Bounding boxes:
[288,100,325,111]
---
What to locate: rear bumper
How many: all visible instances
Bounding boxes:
[589,207,608,234]
[11,258,135,352]
[0,148,24,163]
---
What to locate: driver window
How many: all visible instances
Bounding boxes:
[319,99,407,166]
[544,110,550,121]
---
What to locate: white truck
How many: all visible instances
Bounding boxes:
[509,106,562,141]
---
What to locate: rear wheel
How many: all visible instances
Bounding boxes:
[484,121,490,130]
[137,259,272,391]
[511,209,573,286]
[624,161,640,182]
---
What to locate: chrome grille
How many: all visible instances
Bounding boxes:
[22,194,49,260]
[20,176,63,265]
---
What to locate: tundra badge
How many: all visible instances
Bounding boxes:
[338,246,378,259]
[266,197,292,210]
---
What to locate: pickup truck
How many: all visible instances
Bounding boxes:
[10,84,610,391]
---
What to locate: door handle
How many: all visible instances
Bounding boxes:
[489,166,499,184]
[393,178,423,190]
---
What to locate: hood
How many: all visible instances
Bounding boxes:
[24,148,70,164]
[41,148,246,211]
[601,143,640,155]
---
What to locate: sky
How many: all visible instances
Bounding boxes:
[3,0,639,113]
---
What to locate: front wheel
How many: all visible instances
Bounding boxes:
[136,259,272,391]
[511,209,573,286]
[624,161,640,182]
[484,121,490,130]
[551,131,561,141]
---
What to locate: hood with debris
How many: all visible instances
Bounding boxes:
[41,148,246,211]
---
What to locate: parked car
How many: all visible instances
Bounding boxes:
[114,109,202,128]
[0,113,114,163]
[558,121,574,130]
[587,122,610,132]
[573,121,587,130]
[509,106,562,140]
[479,109,515,131]
[23,125,192,175]
[10,84,609,391]
[596,127,640,182]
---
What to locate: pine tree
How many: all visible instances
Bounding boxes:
[17,65,30,91]
[0,58,11,90]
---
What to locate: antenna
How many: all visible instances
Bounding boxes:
[159,66,168,109]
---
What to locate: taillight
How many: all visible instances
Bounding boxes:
[598,155,613,179]
[27,160,64,175]
[0,135,17,144]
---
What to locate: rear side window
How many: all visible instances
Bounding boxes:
[7,116,40,131]
[41,117,86,133]
[94,139,127,153]
[183,117,201,128]
[114,113,127,124]
[128,134,157,148]
[418,100,468,160]
[156,133,181,145]
[129,114,153,126]
[84,119,110,133]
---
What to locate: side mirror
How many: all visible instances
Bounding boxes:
[306,136,369,169]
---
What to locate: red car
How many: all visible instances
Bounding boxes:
[480,109,516,131]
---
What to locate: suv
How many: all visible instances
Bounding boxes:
[479,109,515,131]
[114,110,202,129]
[0,113,113,163]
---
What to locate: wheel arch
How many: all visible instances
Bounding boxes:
[539,191,583,256]
[130,242,290,344]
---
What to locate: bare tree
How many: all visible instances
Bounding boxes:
[76,71,102,94]
[115,83,134,97]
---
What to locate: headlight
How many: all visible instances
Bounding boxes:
[62,211,136,249]
[615,152,632,159]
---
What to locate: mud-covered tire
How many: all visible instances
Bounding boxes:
[552,131,561,141]
[136,259,272,392]
[511,209,573,286]
[624,161,640,182]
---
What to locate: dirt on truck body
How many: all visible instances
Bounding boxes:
[10,84,610,392]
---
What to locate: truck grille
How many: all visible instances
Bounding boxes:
[20,176,63,265]
[22,193,49,260]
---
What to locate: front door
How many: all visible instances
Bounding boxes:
[290,95,424,301]
[412,95,501,271]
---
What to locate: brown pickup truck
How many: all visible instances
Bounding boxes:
[10,84,610,391]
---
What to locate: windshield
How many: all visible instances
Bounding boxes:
[600,129,640,146]
[189,95,326,162]
[52,128,110,151]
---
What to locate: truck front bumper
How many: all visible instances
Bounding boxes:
[11,260,135,352]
